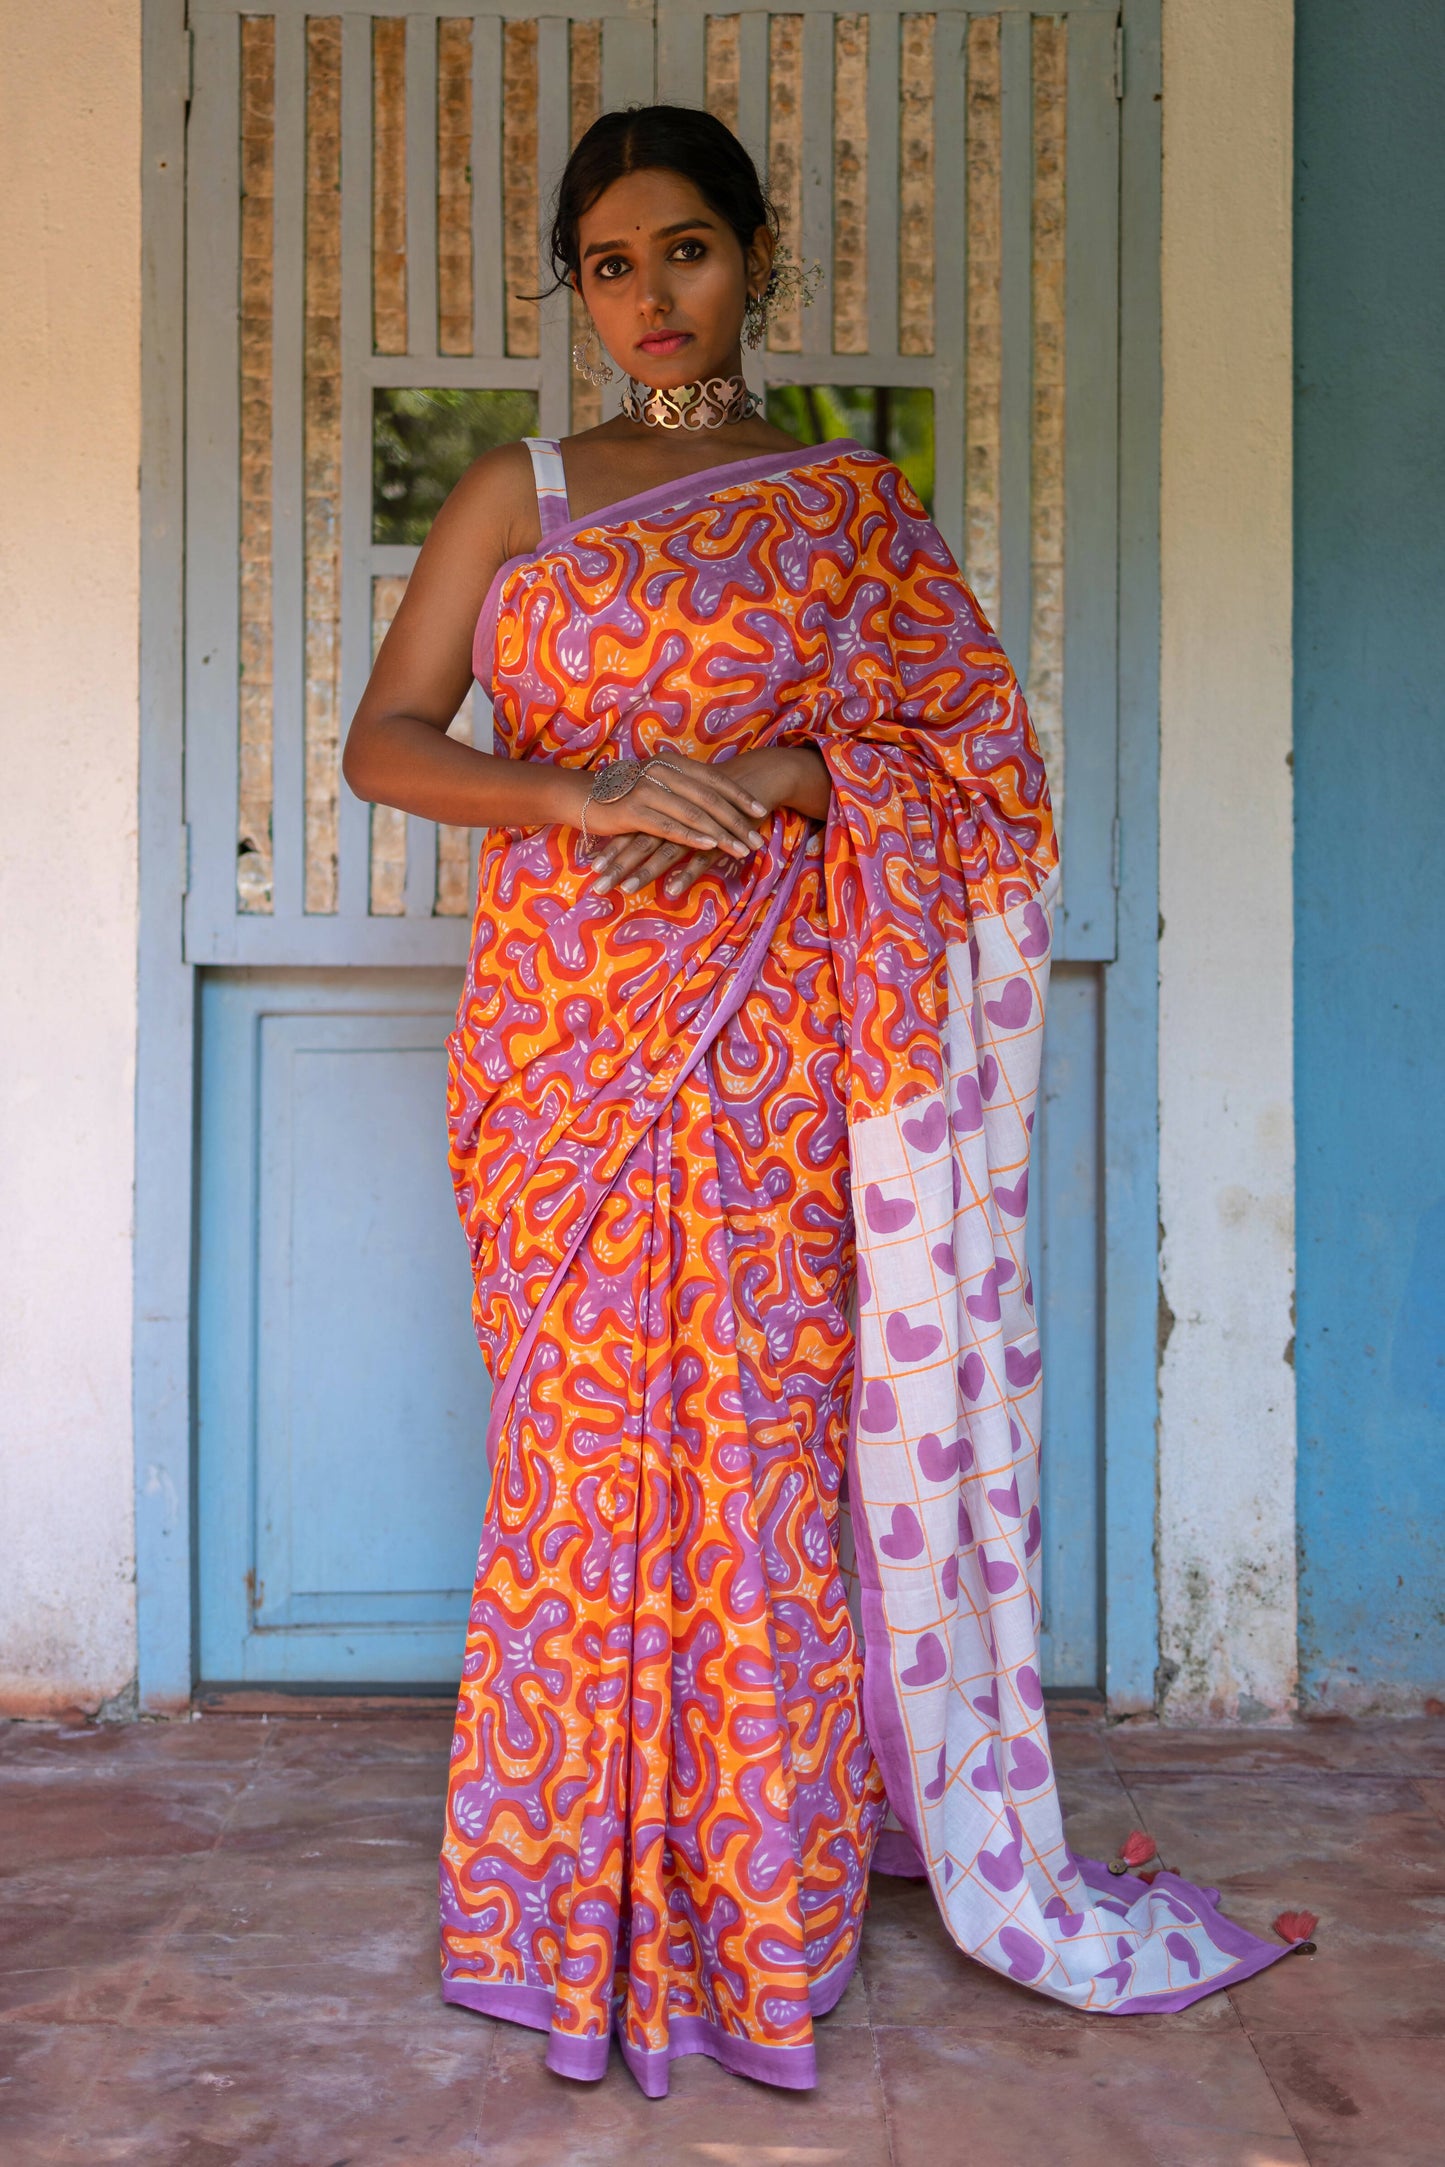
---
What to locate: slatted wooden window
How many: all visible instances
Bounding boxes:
[187,3,1119,965]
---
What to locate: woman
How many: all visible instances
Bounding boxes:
[344,105,1292,2099]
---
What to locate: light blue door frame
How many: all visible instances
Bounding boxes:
[134,0,1162,1711]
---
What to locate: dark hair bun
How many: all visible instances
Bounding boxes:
[548,103,778,288]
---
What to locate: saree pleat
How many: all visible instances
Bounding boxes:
[443,441,1293,2095]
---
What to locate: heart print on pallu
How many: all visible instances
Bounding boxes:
[842,871,1294,2009]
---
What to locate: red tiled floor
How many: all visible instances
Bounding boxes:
[3,1710,1443,2165]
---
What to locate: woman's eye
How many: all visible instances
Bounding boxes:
[595,257,629,281]
[672,239,705,262]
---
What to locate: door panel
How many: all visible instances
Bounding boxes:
[188,4,1123,1688]
[197,971,489,1683]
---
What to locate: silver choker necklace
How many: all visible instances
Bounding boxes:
[621,373,762,430]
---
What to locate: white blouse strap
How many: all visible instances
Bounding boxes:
[523,436,571,540]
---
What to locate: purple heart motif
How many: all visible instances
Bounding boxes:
[1042,1895,1084,1939]
[996,1257,1017,1288]
[864,1182,916,1235]
[1098,1944,1134,1993]
[979,1053,1000,1101]
[900,1631,947,1687]
[951,1076,983,1134]
[980,1550,1019,1594]
[951,1157,962,1208]
[1008,1737,1050,1790]
[958,1352,987,1402]
[972,1682,1000,1719]
[1009,1417,1023,1456]
[957,1498,975,1546]
[887,1311,943,1364]
[1160,1894,1197,1925]
[966,1268,1002,1323]
[984,977,1034,1032]
[1023,1272,1034,1304]
[859,1380,898,1435]
[1165,1931,1201,1981]
[879,1503,925,1560]
[1024,1505,1041,1559]
[979,1832,1024,1893]
[998,1926,1046,1979]
[969,1746,1003,1794]
[1019,902,1050,961]
[931,1239,957,1274]
[1017,1664,1044,1711]
[918,1431,969,1481]
[1005,1342,1041,1388]
[987,1474,1021,1519]
[902,1099,947,1154]
[941,1554,959,1599]
[995,1173,1029,1220]
[923,1743,947,1801]
[856,1254,872,1306]
[968,932,981,980]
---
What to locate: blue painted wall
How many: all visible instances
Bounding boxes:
[1294,0,1445,1703]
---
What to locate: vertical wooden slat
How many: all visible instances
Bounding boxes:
[405,12,438,360]
[269,8,306,925]
[964,14,1001,623]
[238,17,275,914]
[502,22,540,359]
[569,22,604,433]
[1059,6,1121,960]
[371,18,407,355]
[657,2,705,104]
[338,13,375,921]
[369,576,408,916]
[601,6,653,110]
[1029,15,1068,836]
[303,17,342,916]
[536,17,572,439]
[704,13,741,135]
[833,14,869,356]
[437,19,473,357]
[404,18,442,932]
[767,17,803,352]
[184,9,241,957]
[897,12,934,358]
[932,11,967,563]
[998,10,1033,677]
[471,14,504,359]
[799,10,833,359]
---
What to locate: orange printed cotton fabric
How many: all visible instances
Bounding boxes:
[441,443,1290,2097]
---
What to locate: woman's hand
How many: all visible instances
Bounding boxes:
[588,745,831,899]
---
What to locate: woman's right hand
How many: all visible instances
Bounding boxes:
[562,756,769,893]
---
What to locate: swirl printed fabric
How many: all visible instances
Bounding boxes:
[441,444,1291,2097]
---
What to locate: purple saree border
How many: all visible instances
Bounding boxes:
[472,438,869,695]
[477,835,813,1475]
[1073,1862,1297,2013]
[443,1939,858,2098]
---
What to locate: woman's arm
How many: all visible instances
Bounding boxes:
[342,443,769,861]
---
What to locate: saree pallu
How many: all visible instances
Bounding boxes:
[441,440,1291,2097]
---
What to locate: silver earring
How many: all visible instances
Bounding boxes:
[745,246,825,348]
[571,320,614,387]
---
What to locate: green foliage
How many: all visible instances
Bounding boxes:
[372,387,540,544]
[765,385,935,513]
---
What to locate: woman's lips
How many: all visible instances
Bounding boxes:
[635,331,692,355]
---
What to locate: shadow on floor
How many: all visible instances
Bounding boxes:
[1,1707,1442,2165]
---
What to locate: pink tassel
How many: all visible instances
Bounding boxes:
[1107,1829,1159,1876]
[1272,1909,1319,1951]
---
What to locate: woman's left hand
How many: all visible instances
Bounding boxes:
[590,744,831,899]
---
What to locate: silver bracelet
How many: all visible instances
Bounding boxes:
[577,753,687,857]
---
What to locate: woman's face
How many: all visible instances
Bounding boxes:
[573,167,773,388]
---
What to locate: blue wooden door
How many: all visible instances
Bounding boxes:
[188,3,1121,1687]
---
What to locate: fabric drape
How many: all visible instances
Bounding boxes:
[441,441,1290,2096]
